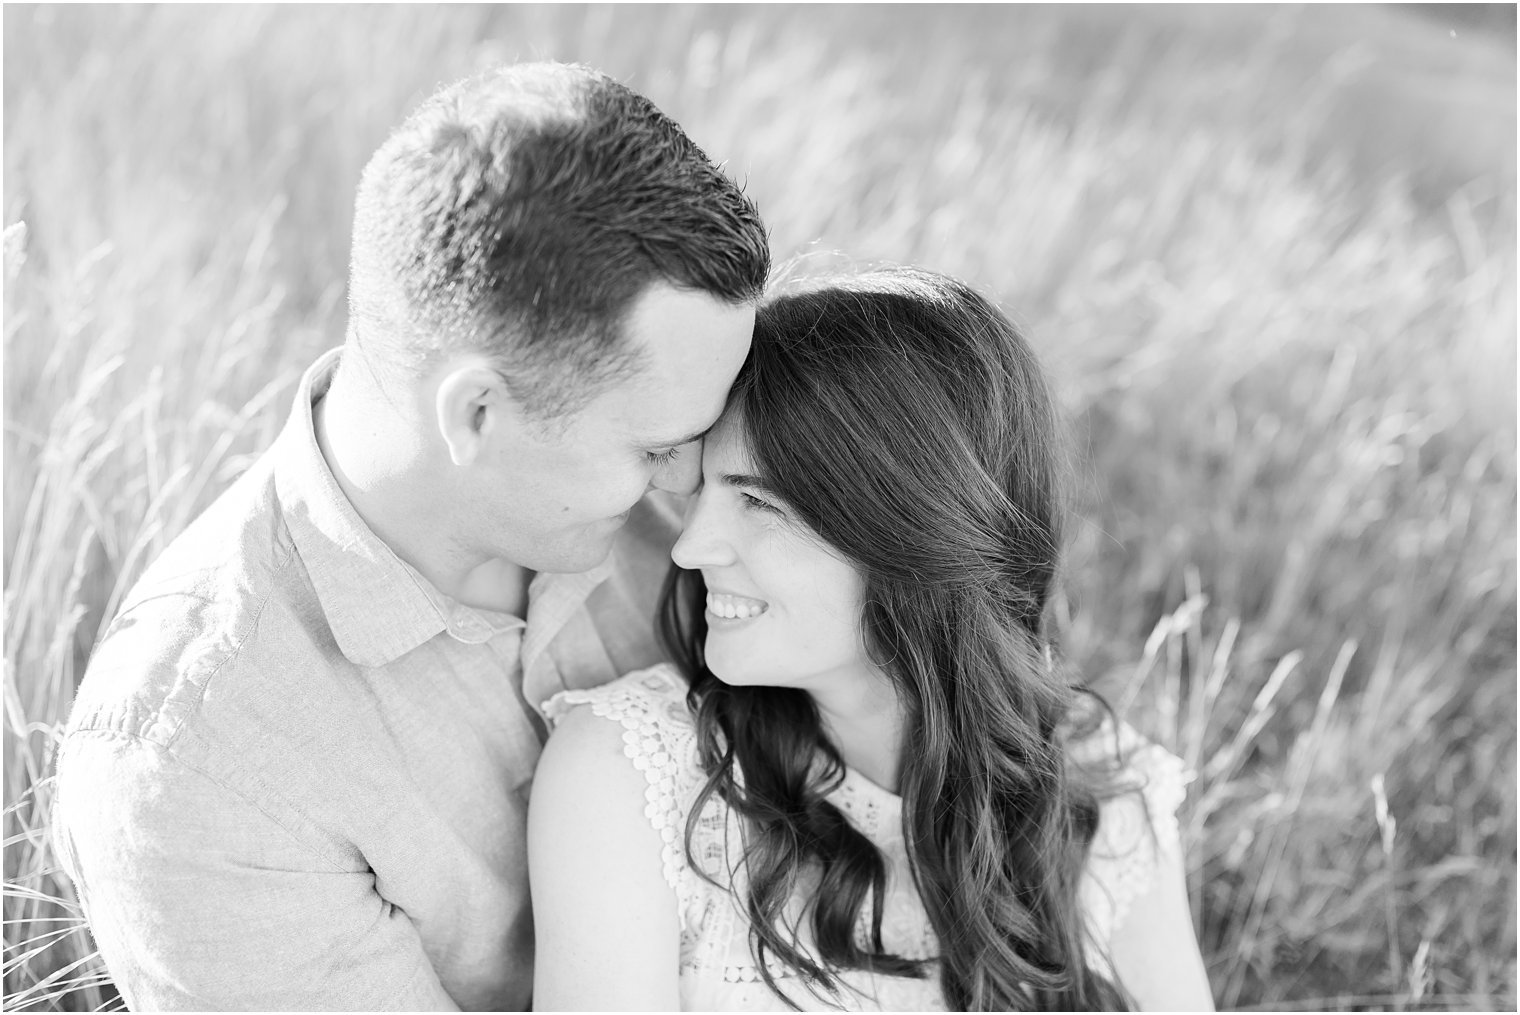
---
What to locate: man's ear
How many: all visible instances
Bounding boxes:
[435,362,527,467]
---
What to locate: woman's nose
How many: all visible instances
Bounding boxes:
[670,491,735,570]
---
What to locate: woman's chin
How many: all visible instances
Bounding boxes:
[700,646,764,689]
[701,654,742,686]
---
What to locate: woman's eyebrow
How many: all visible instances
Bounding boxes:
[721,473,779,496]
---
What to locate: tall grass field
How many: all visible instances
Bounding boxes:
[4,5,1515,1011]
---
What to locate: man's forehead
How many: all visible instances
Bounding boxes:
[597,369,734,446]
[586,384,723,446]
[568,283,752,444]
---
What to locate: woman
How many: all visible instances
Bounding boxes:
[527,267,1214,1011]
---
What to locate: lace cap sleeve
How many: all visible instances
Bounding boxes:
[1071,721,1190,948]
[543,664,701,925]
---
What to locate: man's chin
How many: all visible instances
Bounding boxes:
[524,522,624,575]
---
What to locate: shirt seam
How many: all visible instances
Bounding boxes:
[62,726,355,874]
[77,534,296,751]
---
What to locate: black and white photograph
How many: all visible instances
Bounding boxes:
[3,4,1515,1012]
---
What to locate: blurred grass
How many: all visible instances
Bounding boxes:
[3,4,1514,1011]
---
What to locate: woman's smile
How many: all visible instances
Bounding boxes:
[670,417,872,691]
[704,589,769,623]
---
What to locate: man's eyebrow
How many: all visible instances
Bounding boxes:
[643,424,714,448]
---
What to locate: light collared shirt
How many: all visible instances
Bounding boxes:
[51,349,680,1011]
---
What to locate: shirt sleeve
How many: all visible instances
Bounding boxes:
[52,730,460,1012]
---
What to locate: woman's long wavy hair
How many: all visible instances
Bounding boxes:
[659,267,1127,1010]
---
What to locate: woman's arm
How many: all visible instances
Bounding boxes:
[527,705,682,1011]
[1106,842,1216,1012]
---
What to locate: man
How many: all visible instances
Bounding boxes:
[51,62,768,1011]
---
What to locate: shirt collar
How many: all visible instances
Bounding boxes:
[519,553,615,692]
[272,348,527,668]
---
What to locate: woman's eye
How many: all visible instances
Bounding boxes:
[740,492,779,514]
[644,447,681,466]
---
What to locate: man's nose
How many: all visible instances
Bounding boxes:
[650,443,702,496]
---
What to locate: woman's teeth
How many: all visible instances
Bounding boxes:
[706,592,769,620]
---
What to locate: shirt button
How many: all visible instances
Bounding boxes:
[448,616,487,641]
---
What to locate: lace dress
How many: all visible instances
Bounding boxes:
[544,664,1188,1012]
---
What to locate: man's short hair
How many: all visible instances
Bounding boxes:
[348,62,770,418]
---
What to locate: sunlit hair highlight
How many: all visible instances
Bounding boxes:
[349,61,769,418]
[660,266,1128,1010]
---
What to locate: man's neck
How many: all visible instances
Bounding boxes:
[313,361,532,618]
[454,558,534,619]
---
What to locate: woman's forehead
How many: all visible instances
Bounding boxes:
[703,411,756,467]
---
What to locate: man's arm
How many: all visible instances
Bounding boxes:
[53,730,460,1012]
[527,705,681,1011]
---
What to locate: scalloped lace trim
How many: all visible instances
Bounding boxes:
[545,665,699,922]
[1077,731,1191,948]
[547,670,1189,1003]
